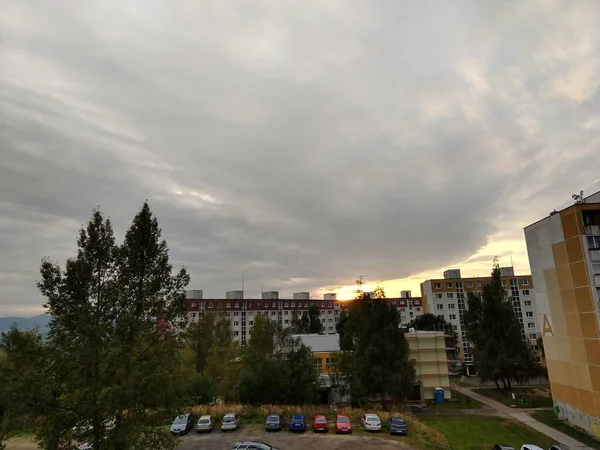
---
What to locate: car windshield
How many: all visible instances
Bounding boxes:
[266,416,279,422]
[391,417,405,424]
[173,416,187,425]
[366,415,379,421]
[337,417,349,423]
[199,419,210,424]
[223,416,235,422]
[315,417,327,423]
[292,416,303,421]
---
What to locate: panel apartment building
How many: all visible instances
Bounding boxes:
[186,289,424,346]
[421,268,538,375]
[524,190,600,438]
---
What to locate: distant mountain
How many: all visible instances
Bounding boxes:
[0,314,51,335]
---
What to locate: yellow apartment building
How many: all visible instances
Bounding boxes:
[524,190,600,438]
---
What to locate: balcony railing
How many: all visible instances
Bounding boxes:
[591,249,600,262]
[585,224,600,235]
[595,274,600,287]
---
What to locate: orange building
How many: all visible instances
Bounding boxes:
[524,190,600,438]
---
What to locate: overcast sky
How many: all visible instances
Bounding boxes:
[1,1,600,316]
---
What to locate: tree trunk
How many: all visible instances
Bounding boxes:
[495,380,500,390]
[507,378,511,390]
[502,379,507,389]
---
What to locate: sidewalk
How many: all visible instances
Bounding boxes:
[458,387,591,449]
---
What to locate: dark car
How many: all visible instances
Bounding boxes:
[289,414,306,432]
[265,414,284,431]
[492,446,514,450]
[170,413,196,435]
[389,416,407,435]
[231,442,280,450]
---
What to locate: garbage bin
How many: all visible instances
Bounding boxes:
[433,387,445,403]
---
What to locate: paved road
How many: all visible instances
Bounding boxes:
[458,387,591,449]
[175,429,415,450]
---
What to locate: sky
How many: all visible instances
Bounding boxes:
[1,0,600,316]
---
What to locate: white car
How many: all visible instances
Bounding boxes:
[196,415,215,433]
[360,413,382,432]
[520,446,544,450]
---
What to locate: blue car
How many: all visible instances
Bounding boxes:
[289,414,306,432]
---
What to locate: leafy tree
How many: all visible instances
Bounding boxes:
[237,314,319,404]
[188,312,239,402]
[3,203,190,450]
[333,278,415,407]
[290,304,322,334]
[464,264,540,390]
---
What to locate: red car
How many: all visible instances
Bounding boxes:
[312,415,329,432]
[335,414,352,434]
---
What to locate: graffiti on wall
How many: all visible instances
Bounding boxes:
[554,400,600,438]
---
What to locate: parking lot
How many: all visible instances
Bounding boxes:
[176,427,416,450]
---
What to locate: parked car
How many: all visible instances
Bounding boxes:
[492,446,514,450]
[520,446,544,450]
[265,414,284,431]
[312,415,329,432]
[388,416,407,435]
[196,415,215,433]
[230,441,280,450]
[335,414,352,434]
[170,413,196,435]
[221,413,241,431]
[289,414,306,432]
[360,413,382,432]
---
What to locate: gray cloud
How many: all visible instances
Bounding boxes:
[1,0,600,315]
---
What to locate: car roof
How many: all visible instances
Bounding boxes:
[391,416,405,421]
[365,413,379,418]
[337,414,349,418]
[314,414,326,418]
[291,414,304,418]
[224,412,237,416]
[199,415,212,420]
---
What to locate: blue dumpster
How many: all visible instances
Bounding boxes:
[433,387,445,403]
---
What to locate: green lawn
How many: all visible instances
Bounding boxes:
[473,387,554,408]
[421,415,554,450]
[531,410,600,450]
[426,389,483,410]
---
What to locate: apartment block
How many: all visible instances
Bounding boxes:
[524,190,600,438]
[186,290,424,346]
[421,268,538,375]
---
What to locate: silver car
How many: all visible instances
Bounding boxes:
[196,415,215,433]
[360,413,382,432]
[221,413,241,431]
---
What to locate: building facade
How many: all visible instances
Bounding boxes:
[421,268,538,375]
[186,290,424,347]
[524,190,600,438]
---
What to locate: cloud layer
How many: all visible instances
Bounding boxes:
[1,0,600,314]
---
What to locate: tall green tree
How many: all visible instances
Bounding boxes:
[290,304,322,334]
[464,264,540,389]
[333,278,415,407]
[3,203,190,450]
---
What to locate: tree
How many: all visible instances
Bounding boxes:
[188,312,239,402]
[463,263,540,390]
[332,278,415,407]
[290,304,322,334]
[3,203,190,450]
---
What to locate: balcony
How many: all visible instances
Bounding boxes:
[590,249,600,262]
[595,274,600,287]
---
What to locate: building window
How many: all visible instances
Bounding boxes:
[436,304,444,311]
[271,311,276,316]
[208,302,213,308]
[435,283,441,289]
[435,293,443,299]
[234,331,239,336]
[447,293,454,299]
[249,321,254,326]
[501,280,507,286]
[526,311,534,317]
[448,303,455,309]
[226,302,231,308]
[290,302,295,307]
[409,312,414,318]
[234,312,239,316]
[226,312,231,317]
[416,308,421,312]
[524,300,532,307]
[477,281,483,287]
[446,282,453,288]
[456,281,463,288]
[234,302,240,308]
[453,325,458,330]
[449,314,457,320]
[191,313,196,318]
[437,314,444,320]
[521,279,529,286]
[249,312,254,317]
[304,302,309,307]
[233,321,239,326]
[284,319,289,324]
[529,333,537,340]
[284,302,289,308]
[522,290,530,296]
[283,310,288,315]
[527,322,535,329]
[466,281,473,288]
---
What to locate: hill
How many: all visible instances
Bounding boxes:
[0,314,51,335]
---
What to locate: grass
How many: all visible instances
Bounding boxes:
[426,389,483,410]
[473,387,554,408]
[531,410,600,450]
[421,415,555,450]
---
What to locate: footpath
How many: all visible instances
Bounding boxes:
[458,387,591,449]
